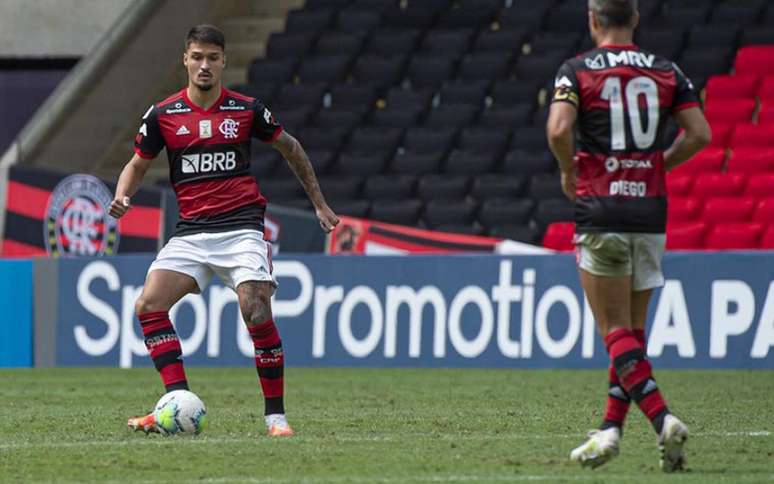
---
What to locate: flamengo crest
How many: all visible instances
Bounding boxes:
[219,118,240,139]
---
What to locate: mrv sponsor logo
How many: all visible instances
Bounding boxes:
[69,260,774,367]
[181,151,237,174]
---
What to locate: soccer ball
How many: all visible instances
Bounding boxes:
[153,390,207,436]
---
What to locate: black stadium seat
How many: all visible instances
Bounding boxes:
[687,25,739,49]
[390,151,443,175]
[544,3,588,32]
[382,5,438,30]
[503,150,555,175]
[274,83,326,110]
[336,10,382,34]
[364,174,416,200]
[424,105,478,129]
[444,150,498,175]
[528,174,564,200]
[473,29,528,54]
[329,84,377,108]
[285,8,336,33]
[366,30,420,57]
[402,128,455,154]
[352,55,407,90]
[329,198,371,218]
[296,55,351,85]
[348,127,403,153]
[438,81,488,107]
[421,29,475,57]
[371,106,424,128]
[314,33,365,56]
[417,175,469,200]
[266,33,315,59]
[407,56,457,89]
[248,59,296,84]
[470,174,528,200]
[385,87,434,110]
[498,5,548,32]
[295,126,348,152]
[533,198,574,228]
[458,127,511,155]
[478,198,535,227]
[423,200,477,227]
[457,52,513,82]
[318,175,364,200]
[314,109,364,131]
[336,151,389,176]
[478,105,533,128]
[370,199,423,225]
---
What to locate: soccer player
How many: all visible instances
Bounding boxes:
[546,0,711,471]
[109,25,339,437]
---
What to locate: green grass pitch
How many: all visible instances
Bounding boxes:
[1,368,772,483]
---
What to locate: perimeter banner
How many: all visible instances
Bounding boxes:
[47,253,774,369]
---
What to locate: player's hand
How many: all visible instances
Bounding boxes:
[560,169,577,202]
[108,196,131,219]
[315,204,339,233]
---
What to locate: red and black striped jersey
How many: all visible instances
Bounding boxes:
[134,87,283,236]
[551,44,699,233]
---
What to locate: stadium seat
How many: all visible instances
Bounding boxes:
[691,173,747,198]
[473,29,528,53]
[336,151,388,176]
[285,8,336,33]
[668,196,702,223]
[533,198,574,228]
[274,83,326,110]
[478,198,534,227]
[296,126,347,152]
[330,198,371,218]
[740,27,774,47]
[705,222,763,250]
[437,5,496,30]
[390,151,443,175]
[366,30,420,57]
[382,5,438,31]
[351,0,396,12]
[502,150,555,175]
[417,175,469,200]
[335,11,382,35]
[759,103,774,125]
[329,84,377,108]
[248,59,297,84]
[273,148,334,179]
[478,104,533,127]
[708,123,733,149]
[666,222,707,250]
[734,46,774,76]
[470,174,528,200]
[423,200,477,228]
[745,173,774,198]
[351,55,407,90]
[265,32,315,60]
[489,80,541,107]
[406,56,457,89]
[458,127,511,155]
[636,28,684,59]
[528,174,564,200]
[402,127,455,154]
[705,75,760,101]
[438,81,489,107]
[444,150,498,175]
[421,29,475,57]
[663,5,712,27]
[704,99,756,125]
[515,54,566,81]
[701,196,756,223]
[730,123,774,149]
[314,109,365,131]
[753,197,774,223]
[261,178,306,201]
[526,32,582,57]
[498,5,549,32]
[727,148,774,174]
[370,199,423,225]
[317,175,364,200]
[760,225,774,249]
[371,106,424,128]
[687,24,740,49]
[510,126,550,152]
[545,3,588,32]
[304,0,350,9]
[669,147,725,176]
[315,33,365,56]
[710,2,765,26]
[457,52,513,82]
[251,151,281,179]
[363,174,416,200]
[385,87,434,110]
[424,105,479,129]
[679,50,732,81]
[542,222,575,252]
[348,127,403,153]
[230,83,277,104]
[666,174,694,196]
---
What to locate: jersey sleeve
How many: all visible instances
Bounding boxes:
[671,62,700,113]
[252,99,284,143]
[133,105,165,159]
[550,61,580,108]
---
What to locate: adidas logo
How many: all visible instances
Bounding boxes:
[176,125,190,135]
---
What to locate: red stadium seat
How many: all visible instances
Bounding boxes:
[705,74,760,101]
[705,99,756,124]
[691,173,747,198]
[701,196,755,223]
[758,76,774,102]
[705,222,763,250]
[745,173,774,197]
[726,148,774,174]
[708,122,733,149]
[758,102,774,125]
[760,225,774,249]
[734,46,774,76]
[753,197,774,223]
[666,173,694,196]
[668,196,701,223]
[729,123,774,149]
[542,222,575,252]
[666,222,707,250]
[670,147,725,176]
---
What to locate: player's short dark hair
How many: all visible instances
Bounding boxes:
[185,24,225,51]
[589,0,637,29]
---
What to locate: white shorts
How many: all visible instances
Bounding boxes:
[575,232,666,291]
[148,229,276,293]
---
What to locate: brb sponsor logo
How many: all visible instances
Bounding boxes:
[181,152,237,174]
[69,259,774,367]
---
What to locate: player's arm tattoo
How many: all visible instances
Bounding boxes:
[273,131,327,208]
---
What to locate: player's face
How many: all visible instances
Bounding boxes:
[184,42,225,92]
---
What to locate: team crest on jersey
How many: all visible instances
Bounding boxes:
[219,118,240,139]
[199,120,212,138]
[44,174,119,257]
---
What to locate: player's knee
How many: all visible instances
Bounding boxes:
[135,295,167,315]
[244,294,273,326]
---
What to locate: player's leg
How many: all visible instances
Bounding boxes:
[236,280,293,437]
[632,234,688,472]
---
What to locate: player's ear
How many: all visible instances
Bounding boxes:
[631,10,640,30]
[183,52,188,67]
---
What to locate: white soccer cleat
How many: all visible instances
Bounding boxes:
[570,427,621,469]
[265,413,294,437]
[659,414,688,472]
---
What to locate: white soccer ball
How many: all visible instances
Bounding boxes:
[153,390,207,436]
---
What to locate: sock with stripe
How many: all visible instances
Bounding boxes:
[249,319,285,415]
[605,328,669,434]
[139,311,189,392]
[600,328,648,431]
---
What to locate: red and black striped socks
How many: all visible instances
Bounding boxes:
[249,319,285,415]
[139,311,189,392]
[601,329,647,431]
[605,328,668,434]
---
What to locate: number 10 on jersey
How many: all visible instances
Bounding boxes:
[601,76,660,151]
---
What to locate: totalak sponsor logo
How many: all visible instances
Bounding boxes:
[181,152,237,173]
[166,102,192,114]
[606,50,656,68]
[45,174,119,256]
[605,156,654,172]
[220,99,246,111]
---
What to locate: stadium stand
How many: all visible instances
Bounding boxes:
[234,0,774,250]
